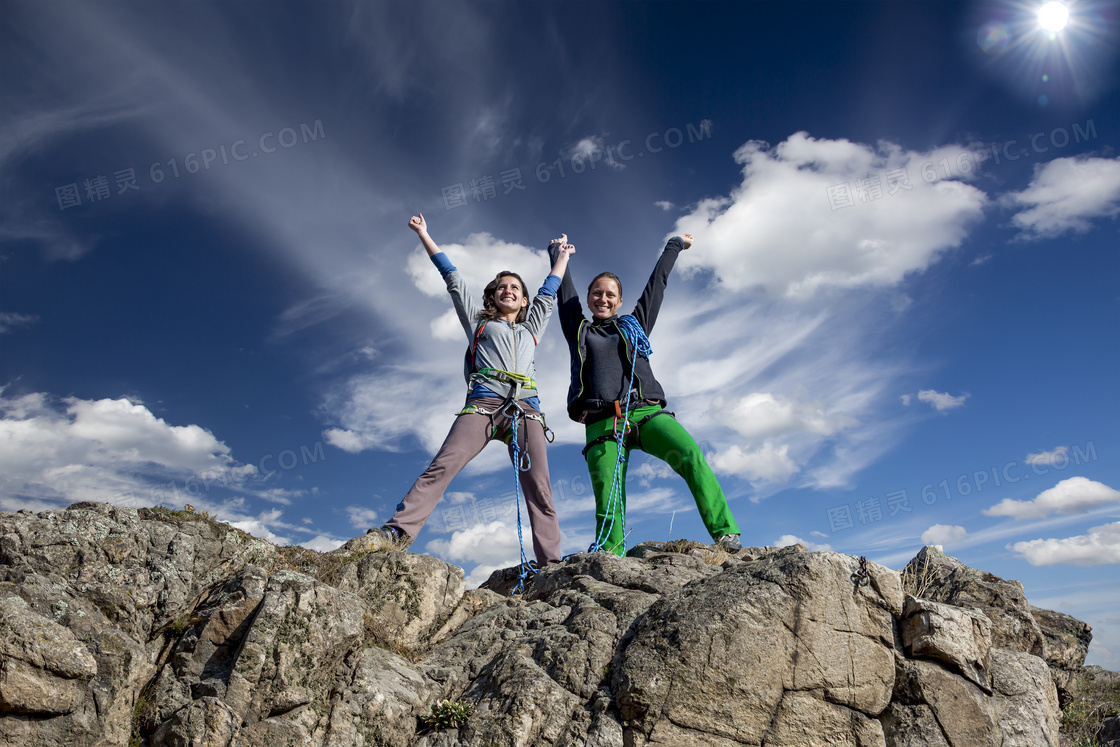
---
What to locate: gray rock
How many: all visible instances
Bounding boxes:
[150,696,240,747]
[1032,605,1093,707]
[891,656,1001,747]
[904,545,1090,707]
[330,544,466,652]
[0,504,1083,747]
[0,596,98,714]
[900,594,992,692]
[615,549,901,746]
[989,648,1060,747]
[904,546,1044,656]
[1099,715,1120,747]
[880,703,951,747]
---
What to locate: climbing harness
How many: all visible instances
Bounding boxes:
[580,407,675,457]
[587,315,652,555]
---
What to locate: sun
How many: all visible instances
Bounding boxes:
[1038,2,1070,31]
[975,0,1118,105]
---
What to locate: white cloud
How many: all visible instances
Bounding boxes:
[0,391,238,508]
[900,394,912,406]
[1009,521,1120,566]
[984,476,1120,520]
[0,391,328,545]
[710,441,799,485]
[564,136,624,171]
[646,290,909,494]
[424,520,525,588]
[917,389,968,412]
[300,535,346,552]
[671,131,988,299]
[322,428,367,454]
[445,491,475,505]
[921,524,968,546]
[229,517,290,545]
[1003,156,1120,239]
[345,506,384,529]
[774,534,832,552]
[654,200,674,211]
[1026,446,1069,466]
[709,391,858,440]
[430,308,462,341]
[405,232,552,301]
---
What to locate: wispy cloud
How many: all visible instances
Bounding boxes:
[0,313,38,334]
[1002,156,1120,239]
[916,389,968,412]
[1026,446,1069,466]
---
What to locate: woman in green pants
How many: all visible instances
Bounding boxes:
[549,233,741,555]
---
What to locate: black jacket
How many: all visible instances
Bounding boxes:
[549,237,684,423]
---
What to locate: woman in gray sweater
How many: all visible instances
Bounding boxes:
[367,214,574,567]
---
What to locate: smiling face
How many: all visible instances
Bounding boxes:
[587,275,623,320]
[490,274,528,319]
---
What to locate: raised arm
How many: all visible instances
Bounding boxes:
[548,234,586,349]
[549,234,575,280]
[632,233,692,334]
[408,212,478,336]
[408,213,442,257]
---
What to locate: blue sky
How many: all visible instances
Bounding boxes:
[2,1,1118,664]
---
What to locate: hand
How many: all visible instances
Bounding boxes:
[550,233,568,246]
[408,213,428,235]
[558,240,576,258]
[680,233,694,250]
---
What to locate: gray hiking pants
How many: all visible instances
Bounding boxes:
[386,397,563,565]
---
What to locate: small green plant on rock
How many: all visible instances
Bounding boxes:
[421,699,474,731]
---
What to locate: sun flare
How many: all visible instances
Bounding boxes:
[1038,2,1070,31]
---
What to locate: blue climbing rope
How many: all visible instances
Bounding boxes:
[588,315,652,555]
[507,402,536,595]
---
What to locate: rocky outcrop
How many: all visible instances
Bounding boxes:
[0,505,1098,746]
[903,545,1093,707]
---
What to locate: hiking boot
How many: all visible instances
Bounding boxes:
[716,533,742,552]
[366,525,412,550]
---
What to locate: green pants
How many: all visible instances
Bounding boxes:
[584,404,740,555]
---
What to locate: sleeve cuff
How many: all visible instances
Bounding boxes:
[430,252,457,276]
[538,274,562,298]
